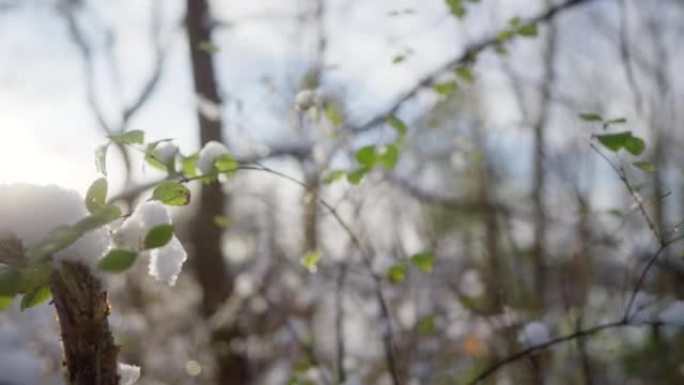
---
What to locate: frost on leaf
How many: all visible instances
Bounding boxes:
[197,141,230,175]
[518,321,551,347]
[148,236,187,286]
[154,141,178,166]
[118,363,141,385]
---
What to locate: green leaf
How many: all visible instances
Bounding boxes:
[387,116,408,137]
[325,103,345,126]
[20,286,51,310]
[198,41,219,53]
[0,296,12,311]
[153,181,191,206]
[95,144,108,175]
[579,113,603,122]
[144,141,170,172]
[633,161,657,173]
[509,17,521,27]
[606,208,623,217]
[213,215,230,228]
[300,250,321,273]
[445,0,466,18]
[411,251,434,272]
[346,168,369,185]
[74,205,123,234]
[494,44,509,56]
[517,23,537,37]
[17,263,53,293]
[0,267,20,296]
[434,81,458,96]
[496,29,514,43]
[392,55,406,64]
[605,117,627,125]
[323,170,347,185]
[144,225,174,250]
[456,66,475,83]
[182,153,199,178]
[379,144,399,170]
[85,178,108,214]
[355,146,378,168]
[596,131,633,152]
[624,136,645,156]
[110,130,144,145]
[417,316,436,335]
[25,225,81,262]
[215,154,238,172]
[98,249,138,273]
[387,263,407,284]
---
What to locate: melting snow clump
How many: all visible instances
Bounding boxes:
[197,140,229,174]
[113,201,187,286]
[118,362,140,385]
[0,184,110,269]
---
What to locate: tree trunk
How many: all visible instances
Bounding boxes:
[50,262,120,385]
[185,0,250,383]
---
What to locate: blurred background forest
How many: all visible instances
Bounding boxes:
[1,0,684,384]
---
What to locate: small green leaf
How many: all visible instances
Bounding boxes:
[144,141,169,172]
[25,225,81,262]
[496,29,513,43]
[606,208,623,217]
[0,268,20,296]
[605,117,627,125]
[85,178,108,214]
[300,250,321,273]
[355,146,378,168]
[434,81,458,96]
[387,263,407,284]
[509,17,521,27]
[110,130,144,145]
[144,225,174,249]
[323,170,347,185]
[494,44,509,56]
[387,116,408,137]
[392,55,406,64]
[98,249,138,273]
[624,136,645,156]
[517,23,537,37]
[213,215,230,228]
[579,113,603,122]
[456,67,475,83]
[17,263,53,293]
[379,144,399,170]
[182,153,199,178]
[633,161,657,173]
[446,0,466,18]
[346,168,369,185]
[417,316,436,335]
[596,131,632,152]
[411,251,434,272]
[215,154,238,172]
[153,181,191,206]
[0,296,12,311]
[20,286,51,310]
[95,144,108,175]
[325,103,345,126]
[198,41,219,53]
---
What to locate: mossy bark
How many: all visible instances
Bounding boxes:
[50,262,120,385]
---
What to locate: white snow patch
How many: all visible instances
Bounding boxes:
[154,141,178,165]
[197,141,229,174]
[0,184,111,269]
[147,236,187,286]
[118,362,140,385]
[659,301,684,326]
[518,321,551,347]
[294,89,317,111]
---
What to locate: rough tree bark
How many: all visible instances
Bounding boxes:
[185,0,250,383]
[50,262,120,385]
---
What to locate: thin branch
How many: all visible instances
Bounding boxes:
[350,0,592,133]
